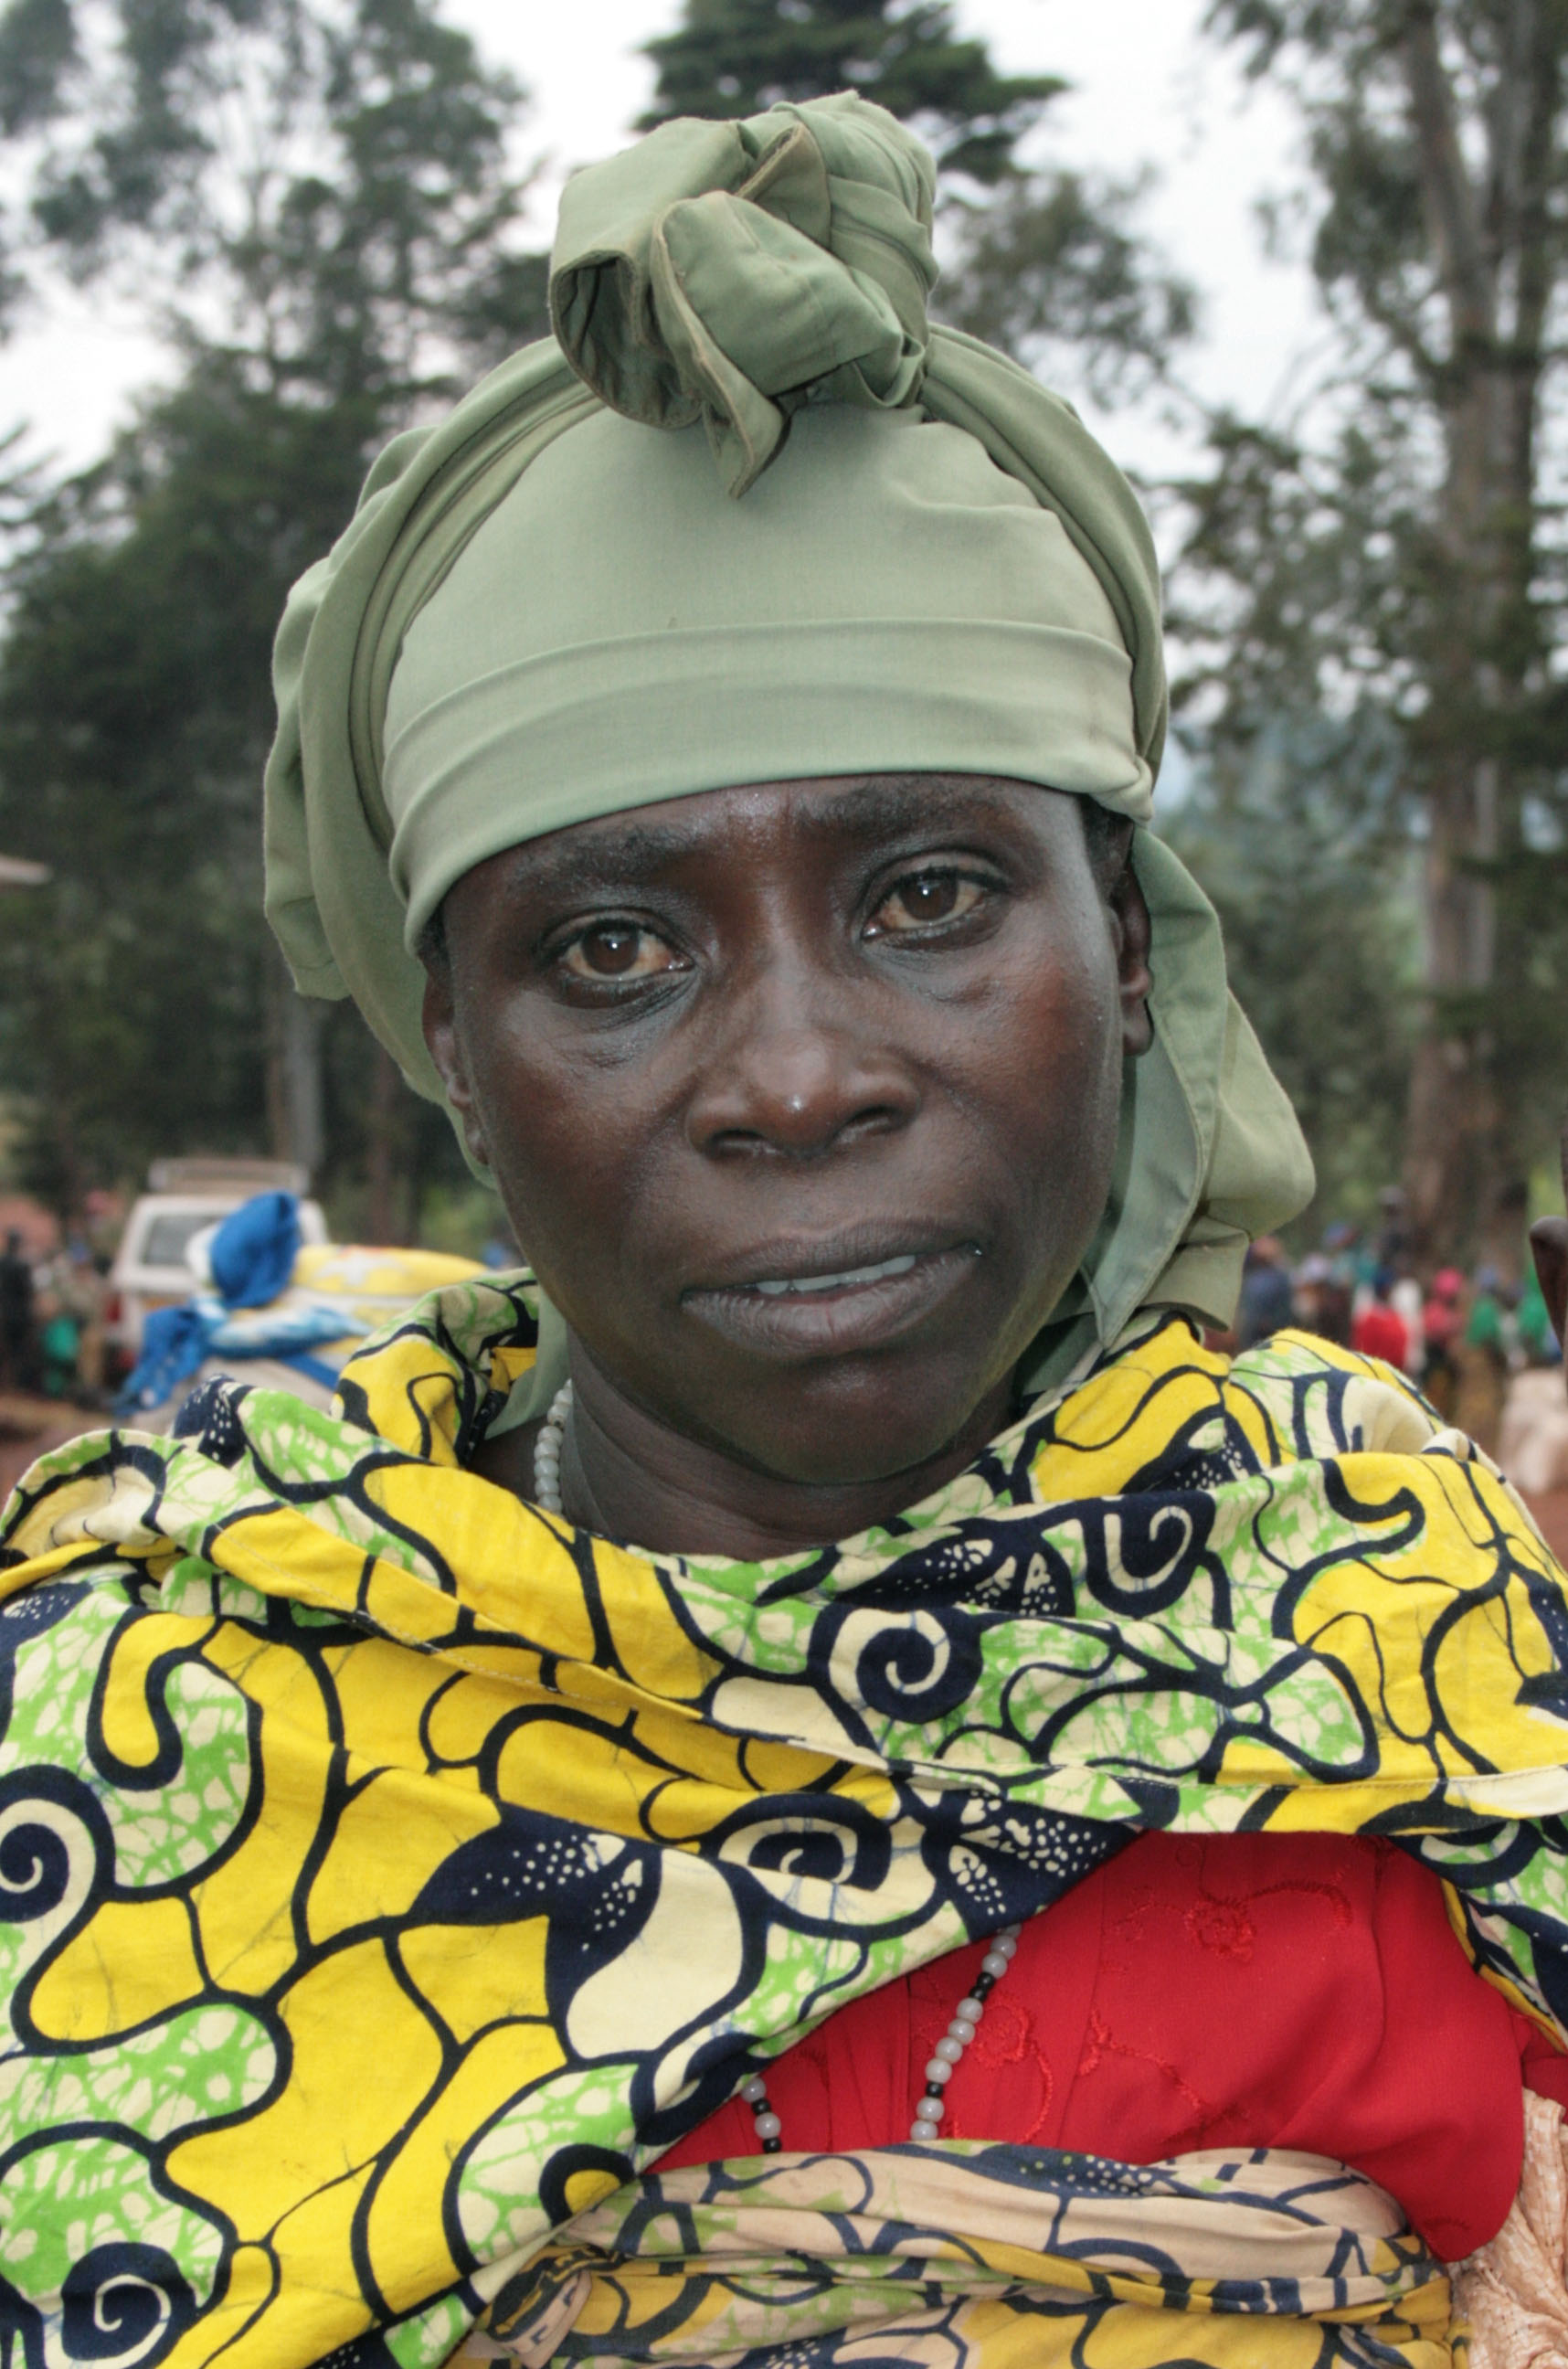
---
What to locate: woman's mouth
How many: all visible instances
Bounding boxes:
[683,1243,980,1357]
[749,1252,919,1297]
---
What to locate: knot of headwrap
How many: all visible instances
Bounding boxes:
[551,94,937,496]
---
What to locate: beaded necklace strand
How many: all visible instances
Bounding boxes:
[533,1383,1026,2150]
[533,1380,573,1512]
[738,1923,1022,2149]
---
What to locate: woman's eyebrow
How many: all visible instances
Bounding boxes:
[506,779,1007,902]
[507,817,706,896]
[796,777,1001,843]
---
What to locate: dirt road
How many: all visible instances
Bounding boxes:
[0,1395,103,1500]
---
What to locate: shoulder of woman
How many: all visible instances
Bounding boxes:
[1224,1324,1442,1459]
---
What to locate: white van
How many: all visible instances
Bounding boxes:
[106,1160,328,1366]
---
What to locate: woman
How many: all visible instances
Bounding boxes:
[5,94,1568,2369]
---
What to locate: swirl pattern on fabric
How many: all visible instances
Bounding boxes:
[1,1290,1567,2364]
[478,2141,1453,2366]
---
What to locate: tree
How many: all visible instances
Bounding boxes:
[641,0,1061,186]
[939,165,1198,409]
[641,0,1196,406]
[0,0,546,360]
[1190,0,1568,1266]
[0,0,548,1217]
[1164,709,1419,1230]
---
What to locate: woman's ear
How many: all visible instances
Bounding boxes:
[1111,841,1153,1058]
[420,958,492,1171]
[1531,1216,1568,1354]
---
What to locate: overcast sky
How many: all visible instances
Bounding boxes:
[0,0,1327,479]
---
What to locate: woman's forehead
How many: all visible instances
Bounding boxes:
[479,773,1078,898]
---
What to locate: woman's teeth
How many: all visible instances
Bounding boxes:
[749,1255,919,1298]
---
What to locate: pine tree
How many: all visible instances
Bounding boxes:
[641,0,1195,400]
[641,0,1061,185]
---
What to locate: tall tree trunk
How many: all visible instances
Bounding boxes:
[264,944,325,1181]
[1399,1,1554,1270]
[365,1040,411,1245]
[1404,758,1503,1260]
[1403,374,1510,1262]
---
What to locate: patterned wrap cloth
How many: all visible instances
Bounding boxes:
[5,1282,1568,2366]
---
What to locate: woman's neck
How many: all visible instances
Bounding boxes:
[476,1353,1015,1559]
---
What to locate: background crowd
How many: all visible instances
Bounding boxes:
[0,1216,115,1401]
[1237,1211,1557,1454]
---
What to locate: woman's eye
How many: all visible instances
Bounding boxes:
[865,870,987,938]
[559,922,683,982]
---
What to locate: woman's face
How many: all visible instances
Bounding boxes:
[424,773,1151,1505]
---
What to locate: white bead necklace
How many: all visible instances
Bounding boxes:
[533,1380,573,1513]
[739,1923,1022,2151]
[533,1387,1024,2149]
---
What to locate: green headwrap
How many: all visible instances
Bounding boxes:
[264,91,1312,1380]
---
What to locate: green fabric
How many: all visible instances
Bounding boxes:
[381,401,1151,947]
[550,98,937,497]
[1467,1292,1506,1353]
[262,90,1313,1365]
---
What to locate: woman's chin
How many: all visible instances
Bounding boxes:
[674,1375,1009,1496]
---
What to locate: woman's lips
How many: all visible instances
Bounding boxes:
[682,1245,980,1357]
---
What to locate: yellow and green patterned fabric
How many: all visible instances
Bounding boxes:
[483,2141,1456,2367]
[3,1281,1568,2368]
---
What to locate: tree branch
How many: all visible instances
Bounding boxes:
[1403,0,1495,345]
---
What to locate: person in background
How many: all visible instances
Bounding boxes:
[1423,1267,1467,1422]
[1530,1125,1568,1369]
[0,1227,37,1393]
[37,1296,80,1397]
[1457,1266,1512,1457]
[1290,1250,1330,1338]
[70,1249,109,1400]
[1236,1232,1294,1347]
[1351,1265,1409,1369]
[1389,1269,1425,1381]
[1374,1184,1413,1280]
[1314,1221,1358,1344]
[1519,1266,1560,1366]
[1496,1242,1568,1499]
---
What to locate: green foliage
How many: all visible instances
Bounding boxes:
[1183,0,1568,1251]
[641,0,1195,392]
[641,0,1062,185]
[1165,716,1419,1227]
[0,0,549,1210]
[938,166,1197,405]
[0,0,76,139]
[0,370,348,1195]
[0,0,545,376]
[412,1177,508,1262]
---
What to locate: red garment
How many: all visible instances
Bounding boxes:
[662,1833,1568,2260]
[1425,1297,1462,1353]
[1352,1302,1410,1367]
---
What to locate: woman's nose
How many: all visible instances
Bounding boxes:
[685,970,921,1158]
